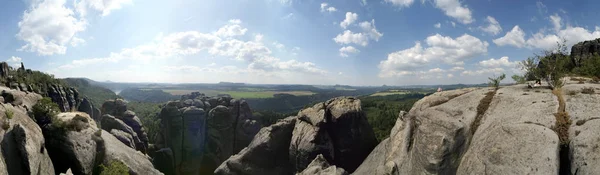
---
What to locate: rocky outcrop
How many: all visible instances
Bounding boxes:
[101,99,149,153]
[42,112,162,175]
[0,90,54,175]
[47,85,79,112]
[0,62,9,78]
[153,93,262,174]
[298,154,348,175]
[353,82,600,175]
[571,38,600,67]
[78,98,100,122]
[216,97,377,174]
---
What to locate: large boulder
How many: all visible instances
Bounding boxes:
[217,97,377,174]
[0,101,54,175]
[229,99,261,153]
[100,114,141,150]
[43,112,101,175]
[78,98,96,121]
[203,105,235,173]
[101,99,127,117]
[47,84,79,112]
[297,154,348,175]
[571,38,600,67]
[120,110,149,153]
[563,84,600,174]
[215,116,297,175]
[43,112,163,175]
[0,62,9,77]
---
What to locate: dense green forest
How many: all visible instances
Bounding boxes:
[63,78,121,107]
[359,93,427,141]
[119,88,178,103]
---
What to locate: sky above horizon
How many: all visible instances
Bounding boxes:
[1,0,599,86]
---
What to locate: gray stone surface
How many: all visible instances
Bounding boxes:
[298,154,348,175]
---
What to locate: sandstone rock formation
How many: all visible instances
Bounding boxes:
[78,97,101,122]
[353,82,600,175]
[43,112,162,175]
[298,154,348,175]
[215,97,377,174]
[571,38,600,67]
[153,93,262,175]
[0,88,54,175]
[47,85,79,112]
[101,99,149,153]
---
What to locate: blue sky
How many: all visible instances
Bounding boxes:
[1,0,599,86]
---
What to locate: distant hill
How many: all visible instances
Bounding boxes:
[118,88,178,103]
[62,78,121,106]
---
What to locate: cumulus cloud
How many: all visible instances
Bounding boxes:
[384,0,415,7]
[75,0,132,17]
[494,22,600,50]
[480,16,502,35]
[16,0,87,55]
[339,46,360,57]
[340,12,358,29]
[59,20,326,75]
[320,3,337,12]
[214,19,248,37]
[16,0,131,56]
[461,68,505,76]
[433,0,474,24]
[493,25,526,48]
[334,19,383,47]
[479,56,518,68]
[434,23,441,28]
[378,34,488,77]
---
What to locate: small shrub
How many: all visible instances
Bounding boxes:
[5,109,14,119]
[582,88,595,94]
[99,160,130,175]
[511,74,527,84]
[488,74,506,89]
[32,97,60,126]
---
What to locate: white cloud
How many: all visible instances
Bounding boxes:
[451,21,456,27]
[461,68,505,76]
[450,66,464,71]
[493,25,526,48]
[254,34,264,42]
[536,1,547,15]
[7,56,22,63]
[358,20,383,41]
[549,13,562,32]
[75,0,132,17]
[384,0,415,7]
[17,0,87,55]
[434,23,441,28]
[320,3,337,12]
[378,34,488,77]
[480,16,502,35]
[479,56,518,68]
[214,19,248,37]
[333,30,369,46]
[340,12,358,29]
[58,20,326,75]
[433,0,474,24]
[339,46,360,57]
[334,19,383,47]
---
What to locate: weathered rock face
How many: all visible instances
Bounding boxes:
[563,84,600,174]
[571,38,600,67]
[47,85,80,112]
[0,91,54,175]
[354,83,600,175]
[216,97,377,174]
[101,114,142,150]
[215,116,297,175]
[78,98,97,121]
[0,62,9,77]
[42,112,163,175]
[154,94,262,175]
[101,99,149,153]
[298,154,348,175]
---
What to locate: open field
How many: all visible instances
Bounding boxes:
[162,89,315,98]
